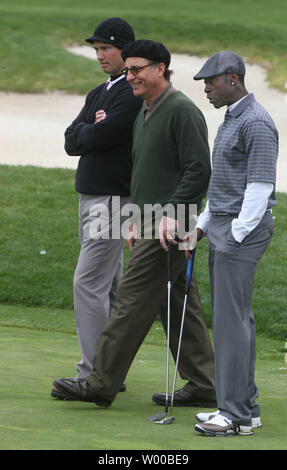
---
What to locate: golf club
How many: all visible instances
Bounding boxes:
[147,242,172,422]
[155,248,196,425]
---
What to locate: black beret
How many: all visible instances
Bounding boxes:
[121,39,171,68]
[85,17,135,50]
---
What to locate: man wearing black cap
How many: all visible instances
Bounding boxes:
[51,40,216,409]
[52,18,142,388]
[191,51,278,436]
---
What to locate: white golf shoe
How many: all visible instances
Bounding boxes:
[194,413,254,437]
[196,409,262,428]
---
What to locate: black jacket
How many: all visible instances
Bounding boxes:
[64,78,142,196]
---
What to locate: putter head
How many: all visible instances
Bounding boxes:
[147,411,167,422]
[155,416,175,425]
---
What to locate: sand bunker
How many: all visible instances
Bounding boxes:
[0,47,286,192]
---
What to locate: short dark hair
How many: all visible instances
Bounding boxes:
[164,68,173,82]
[238,74,245,85]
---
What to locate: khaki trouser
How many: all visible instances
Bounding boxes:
[87,237,216,403]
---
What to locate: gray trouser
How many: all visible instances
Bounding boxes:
[74,194,129,379]
[207,211,274,425]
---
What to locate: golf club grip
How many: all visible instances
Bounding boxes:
[185,248,196,294]
[167,241,172,282]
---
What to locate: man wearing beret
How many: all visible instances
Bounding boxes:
[51,40,216,409]
[191,51,278,436]
[52,18,142,388]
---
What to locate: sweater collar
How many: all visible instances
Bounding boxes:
[142,83,177,119]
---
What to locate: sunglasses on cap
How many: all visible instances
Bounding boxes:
[121,62,159,77]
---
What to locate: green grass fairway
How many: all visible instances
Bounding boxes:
[1,166,286,340]
[0,166,286,340]
[0,323,286,450]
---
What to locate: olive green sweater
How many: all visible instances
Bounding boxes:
[131,90,211,214]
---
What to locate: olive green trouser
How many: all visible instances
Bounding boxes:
[87,238,216,402]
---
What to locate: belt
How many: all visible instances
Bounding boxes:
[211,212,237,216]
[211,209,272,216]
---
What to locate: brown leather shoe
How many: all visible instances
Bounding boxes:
[152,388,217,407]
[51,378,111,407]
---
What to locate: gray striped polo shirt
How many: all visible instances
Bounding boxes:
[208,93,278,213]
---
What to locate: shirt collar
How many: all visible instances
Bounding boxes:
[228,93,255,117]
[106,74,125,90]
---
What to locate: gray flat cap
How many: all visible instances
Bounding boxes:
[193,51,246,80]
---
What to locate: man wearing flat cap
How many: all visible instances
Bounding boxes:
[51,39,217,409]
[52,18,142,391]
[191,51,278,436]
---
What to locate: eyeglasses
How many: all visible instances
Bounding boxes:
[122,62,158,77]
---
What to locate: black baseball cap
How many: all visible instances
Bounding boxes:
[85,17,135,50]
